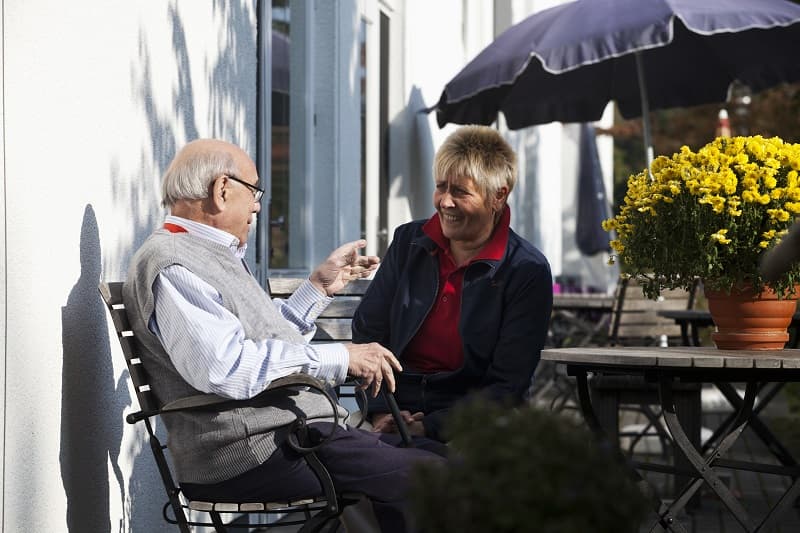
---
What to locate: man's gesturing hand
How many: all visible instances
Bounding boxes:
[310,240,381,297]
[345,343,402,397]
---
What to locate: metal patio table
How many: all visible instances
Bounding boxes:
[542,346,800,532]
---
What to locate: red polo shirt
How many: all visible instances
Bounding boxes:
[403,206,510,373]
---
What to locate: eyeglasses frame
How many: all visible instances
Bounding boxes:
[225,174,264,202]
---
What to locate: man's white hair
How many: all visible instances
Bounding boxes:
[161,145,238,208]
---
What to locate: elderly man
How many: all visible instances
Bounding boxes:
[123,139,440,532]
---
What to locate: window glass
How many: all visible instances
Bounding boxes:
[360,19,367,239]
[270,0,290,268]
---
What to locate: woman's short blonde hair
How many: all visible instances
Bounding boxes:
[433,125,517,199]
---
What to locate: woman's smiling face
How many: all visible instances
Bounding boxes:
[434,174,497,245]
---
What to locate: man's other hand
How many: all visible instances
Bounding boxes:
[310,240,380,297]
[345,342,402,397]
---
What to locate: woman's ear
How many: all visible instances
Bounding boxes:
[494,186,509,210]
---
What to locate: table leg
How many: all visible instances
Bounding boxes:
[689,323,701,347]
[756,475,800,531]
[712,382,797,468]
[659,378,758,531]
[678,321,690,347]
[572,368,689,533]
[574,369,608,437]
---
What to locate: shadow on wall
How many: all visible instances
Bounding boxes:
[60,204,131,533]
[94,4,258,530]
[108,2,256,278]
[506,126,542,249]
[408,86,435,220]
[210,2,257,143]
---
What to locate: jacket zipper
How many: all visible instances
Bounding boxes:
[400,245,440,355]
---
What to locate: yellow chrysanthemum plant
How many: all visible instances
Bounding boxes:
[603,135,800,300]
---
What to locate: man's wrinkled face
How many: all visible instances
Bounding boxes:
[226,174,261,246]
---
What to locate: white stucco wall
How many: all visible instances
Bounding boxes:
[3,1,256,530]
[388,0,495,232]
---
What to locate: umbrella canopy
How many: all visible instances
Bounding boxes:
[576,124,612,256]
[433,0,800,162]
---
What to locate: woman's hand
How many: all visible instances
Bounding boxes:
[310,240,380,296]
[371,411,425,436]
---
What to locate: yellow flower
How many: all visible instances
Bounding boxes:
[604,134,800,298]
[764,175,778,189]
[767,209,791,222]
[710,229,731,245]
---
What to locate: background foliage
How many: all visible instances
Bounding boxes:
[602,81,800,215]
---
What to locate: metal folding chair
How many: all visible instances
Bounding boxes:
[100,281,362,532]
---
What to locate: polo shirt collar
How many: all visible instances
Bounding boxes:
[422,205,511,264]
[164,215,247,258]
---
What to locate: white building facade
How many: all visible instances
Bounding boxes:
[1,0,612,530]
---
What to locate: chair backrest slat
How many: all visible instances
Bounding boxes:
[319,297,361,319]
[312,319,358,342]
[99,282,162,413]
[108,308,132,333]
[269,277,372,299]
[609,277,699,346]
[268,278,370,343]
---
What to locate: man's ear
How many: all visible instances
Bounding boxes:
[209,176,227,212]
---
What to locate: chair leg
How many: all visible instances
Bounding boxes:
[209,511,229,533]
[591,387,621,442]
[299,509,340,533]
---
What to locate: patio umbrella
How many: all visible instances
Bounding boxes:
[431,0,800,165]
[576,124,611,256]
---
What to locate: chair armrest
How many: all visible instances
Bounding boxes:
[126,374,338,424]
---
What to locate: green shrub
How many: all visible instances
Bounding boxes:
[411,401,649,533]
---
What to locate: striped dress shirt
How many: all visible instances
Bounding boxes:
[149,215,349,400]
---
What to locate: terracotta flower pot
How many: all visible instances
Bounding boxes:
[705,284,798,350]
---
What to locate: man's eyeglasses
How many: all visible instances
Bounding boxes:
[226,174,264,202]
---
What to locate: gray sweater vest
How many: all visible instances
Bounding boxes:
[123,230,345,483]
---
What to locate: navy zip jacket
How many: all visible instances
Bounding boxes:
[352,219,553,441]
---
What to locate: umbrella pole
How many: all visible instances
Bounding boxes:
[635,51,654,175]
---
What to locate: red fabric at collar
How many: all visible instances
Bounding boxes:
[164,222,188,233]
[421,205,510,263]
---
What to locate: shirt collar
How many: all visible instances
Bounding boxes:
[164,215,247,259]
[422,205,511,263]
